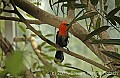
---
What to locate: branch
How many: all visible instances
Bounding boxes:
[2,9,15,13]
[0,16,43,24]
[11,1,56,78]
[0,32,13,56]
[80,0,116,70]
[12,0,101,59]
[15,37,110,71]
[12,0,62,27]
[29,35,56,78]
[23,69,34,78]
[0,32,34,78]
[67,1,75,18]
[11,0,110,71]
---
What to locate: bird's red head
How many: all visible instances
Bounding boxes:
[58,22,68,36]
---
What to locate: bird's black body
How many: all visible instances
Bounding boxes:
[56,31,69,47]
[55,31,69,63]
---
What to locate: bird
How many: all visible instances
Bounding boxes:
[55,22,69,63]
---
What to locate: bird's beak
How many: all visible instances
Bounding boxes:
[66,24,69,26]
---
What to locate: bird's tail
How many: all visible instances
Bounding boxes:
[54,50,64,63]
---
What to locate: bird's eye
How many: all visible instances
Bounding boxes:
[66,24,69,26]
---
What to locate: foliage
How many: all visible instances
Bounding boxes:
[0,0,120,78]
[84,26,110,41]
[5,51,25,76]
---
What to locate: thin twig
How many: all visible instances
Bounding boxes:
[11,1,56,78]
[2,9,15,13]
[67,9,84,31]
[14,35,111,71]
[0,16,43,24]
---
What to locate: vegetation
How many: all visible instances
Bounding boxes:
[0,0,120,78]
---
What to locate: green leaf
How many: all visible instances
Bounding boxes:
[53,0,67,5]
[60,3,86,13]
[0,9,3,14]
[109,17,117,26]
[95,17,101,29]
[101,51,120,60]
[90,0,99,6]
[73,3,87,8]
[108,6,120,16]
[36,71,41,77]
[61,3,68,14]
[64,63,72,66]
[60,65,92,77]
[0,70,8,78]
[45,34,54,37]
[84,26,110,41]
[40,64,56,75]
[61,4,67,14]
[33,2,41,5]
[101,72,107,78]
[113,16,120,25]
[48,48,56,52]
[104,5,108,12]
[49,0,54,11]
[40,42,46,47]
[106,15,117,26]
[38,30,42,36]
[107,75,114,78]
[26,13,35,18]
[95,71,100,78]
[44,45,52,48]
[39,66,49,76]
[53,0,77,5]
[44,45,56,51]
[5,52,24,76]
[42,53,54,61]
[91,39,120,45]
[75,12,98,21]
[61,4,68,7]
[115,0,120,7]
[67,9,84,30]
[66,69,81,73]
[19,25,26,33]
[32,62,37,70]
[38,42,46,50]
